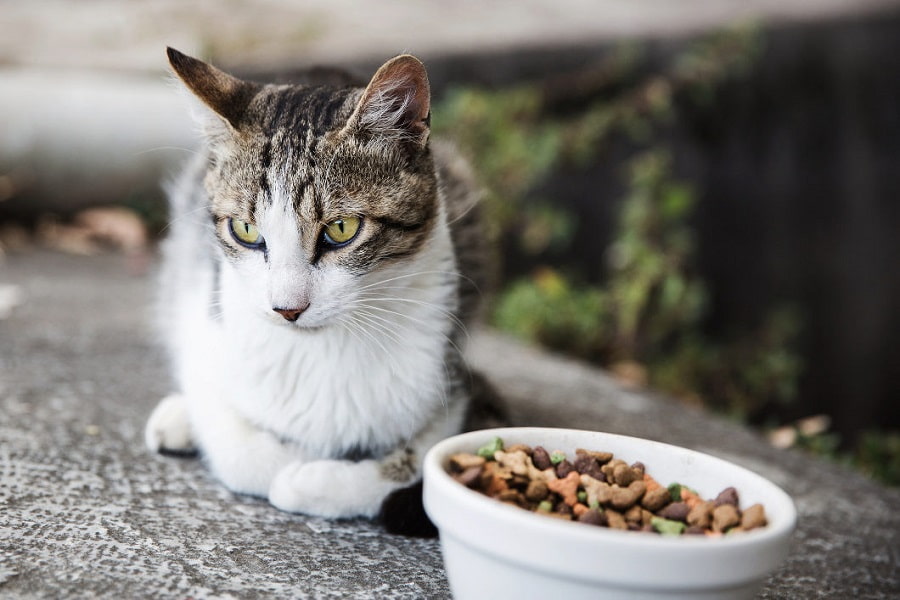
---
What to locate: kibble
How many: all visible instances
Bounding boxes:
[451,437,769,537]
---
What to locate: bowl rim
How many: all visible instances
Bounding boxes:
[423,427,798,589]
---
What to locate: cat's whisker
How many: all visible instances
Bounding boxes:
[132,145,201,158]
[339,313,403,375]
[354,308,453,412]
[159,203,214,235]
[357,269,479,294]
[350,310,407,348]
[352,293,470,342]
[349,300,469,371]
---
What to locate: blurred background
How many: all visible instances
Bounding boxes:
[1,0,898,485]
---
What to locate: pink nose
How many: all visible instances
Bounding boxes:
[273,304,309,322]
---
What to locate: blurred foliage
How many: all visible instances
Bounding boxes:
[433,25,899,485]
[852,430,900,485]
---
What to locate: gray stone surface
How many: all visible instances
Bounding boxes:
[1,250,898,598]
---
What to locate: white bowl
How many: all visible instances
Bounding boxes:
[423,427,796,600]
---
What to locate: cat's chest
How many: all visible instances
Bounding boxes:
[220,311,451,457]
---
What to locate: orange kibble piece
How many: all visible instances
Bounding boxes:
[485,474,509,497]
[680,487,703,509]
[643,473,662,492]
[547,471,581,506]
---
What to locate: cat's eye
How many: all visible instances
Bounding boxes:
[229,218,264,248]
[323,217,361,247]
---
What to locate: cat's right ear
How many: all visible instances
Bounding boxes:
[166,47,258,132]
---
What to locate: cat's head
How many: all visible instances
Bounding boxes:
[168,48,448,329]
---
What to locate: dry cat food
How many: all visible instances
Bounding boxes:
[447,437,768,536]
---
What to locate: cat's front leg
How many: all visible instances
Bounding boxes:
[145,394,196,455]
[268,448,416,519]
[269,401,467,520]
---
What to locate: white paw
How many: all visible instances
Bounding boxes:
[145,394,195,454]
[269,459,391,519]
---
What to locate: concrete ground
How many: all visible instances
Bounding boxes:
[0,249,898,598]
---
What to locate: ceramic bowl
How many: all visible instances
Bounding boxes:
[423,427,796,600]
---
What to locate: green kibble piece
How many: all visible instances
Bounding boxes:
[652,516,686,536]
[577,490,587,503]
[589,500,600,510]
[667,483,682,501]
[537,500,553,512]
[550,450,567,465]
[477,437,504,459]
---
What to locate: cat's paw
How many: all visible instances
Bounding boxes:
[145,394,196,455]
[269,459,393,518]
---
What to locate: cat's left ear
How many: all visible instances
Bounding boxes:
[345,55,431,148]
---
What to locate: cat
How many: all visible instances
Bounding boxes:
[144,48,503,536]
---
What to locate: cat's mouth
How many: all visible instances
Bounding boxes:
[266,307,329,332]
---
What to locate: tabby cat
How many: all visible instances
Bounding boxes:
[144,48,500,535]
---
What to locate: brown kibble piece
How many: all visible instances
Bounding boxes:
[612,463,638,487]
[580,474,612,507]
[547,471,581,506]
[555,459,575,478]
[572,453,605,481]
[555,501,573,516]
[577,448,614,464]
[714,486,740,507]
[505,444,532,455]
[712,504,741,532]
[453,465,483,488]
[606,509,627,530]
[572,503,589,518]
[496,489,525,506]
[524,479,549,502]
[609,480,647,510]
[686,501,715,529]
[545,510,573,521]
[741,503,767,530]
[577,508,607,526]
[494,450,531,477]
[685,525,706,535]
[449,453,485,472]
[509,474,530,490]
[482,460,512,480]
[624,504,643,523]
[641,509,654,526]
[658,501,691,522]
[641,486,671,512]
[601,459,627,481]
[531,446,552,470]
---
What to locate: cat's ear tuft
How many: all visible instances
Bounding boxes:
[346,54,431,148]
[166,47,257,131]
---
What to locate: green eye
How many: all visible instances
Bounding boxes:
[229,218,264,247]
[323,216,361,247]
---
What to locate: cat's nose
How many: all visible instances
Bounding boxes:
[273,304,309,322]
